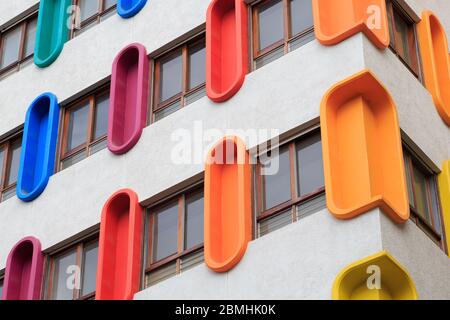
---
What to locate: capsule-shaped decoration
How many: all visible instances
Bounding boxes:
[2,237,44,300]
[320,69,409,223]
[206,0,248,102]
[96,189,143,300]
[438,160,450,256]
[108,43,149,155]
[17,93,60,202]
[417,11,450,126]
[117,0,148,18]
[332,251,418,300]
[312,0,390,49]
[34,0,71,68]
[204,136,252,272]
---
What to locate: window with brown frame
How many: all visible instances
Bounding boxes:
[70,0,117,38]
[144,185,204,288]
[0,271,4,298]
[251,0,314,70]
[386,0,422,79]
[45,237,98,300]
[58,86,110,171]
[0,13,37,79]
[403,149,446,250]
[255,131,325,237]
[0,131,22,203]
[152,35,206,122]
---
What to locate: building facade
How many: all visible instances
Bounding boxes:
[0,0,449,300]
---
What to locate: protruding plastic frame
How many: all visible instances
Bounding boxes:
[96,189,143,300]
[117,0,148,18]
[312,0,390,49]
[2,237,44,300]
[204,136,252,272]
[320,69,409,223]
[206,0,248,102]
[438,161,450,256]
[108,43,149,155]
[34,0,71,68]
[332,251,418,300]
[417,11,450,126]
[17,92,60,202]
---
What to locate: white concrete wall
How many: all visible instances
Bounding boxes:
[0,0,39,26]
[134,209,450,300]
[0,0,449,299]
[0,35,366,268]
[135,209,384,300]
[380,213,450,300]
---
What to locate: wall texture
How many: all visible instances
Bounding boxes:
[0,0,449,299]
[135,209,450,300]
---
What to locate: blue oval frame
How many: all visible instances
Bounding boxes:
[117,0,148,18]
[17,93,60,202]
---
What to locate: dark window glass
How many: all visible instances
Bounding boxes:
[296,134,324,196]
[262,147,291,209]
[52,250,77,300]
[104,0,117,9]
[153,36,206,122]
[188,44,206,90]
[24,18,37,58]
[258,0,284,51]
[404,150,444,248]
[81,243,98,297]
[403,155,415,207]
[0,148,4,183]
[256,132,326,238]
[6,140,21,186]
[0,280,3,298]
[429,180,442,236]
[93,95,109,140]
[394,12,412,63]
[159,52,183,103]
[66,103,89,152]
[386,1,420,76]
[290,0,314,36]
[153,202,179,262]
[412,165,431,222]
[0,27,21,69]
[185,192,204,249]
[79,0,99,22]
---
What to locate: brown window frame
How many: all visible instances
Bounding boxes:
[0,12,38,78]
[0,270,4,297]
[45,235,99,300]
[151,34,206,123]
[144,184,204,288]
[0,130,23,203]
[386,0,422,80]
[403,149,447,252]
[58,85,110,171]
[70,0,117,39]
[255,129,325,237]
[251,0,315,69]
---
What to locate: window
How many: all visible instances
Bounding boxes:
[0,132,22,203]
[0,272,4,298]
[71,0,117,38]
[256,131,325,237]
[152,35,206,122]
[0,13,37,78]
[145,186,204,287]
[386,0,421,78]
[403,149,445,249]
[45,237,98,300]
[59,86,110,170]
[252,0,314,69]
